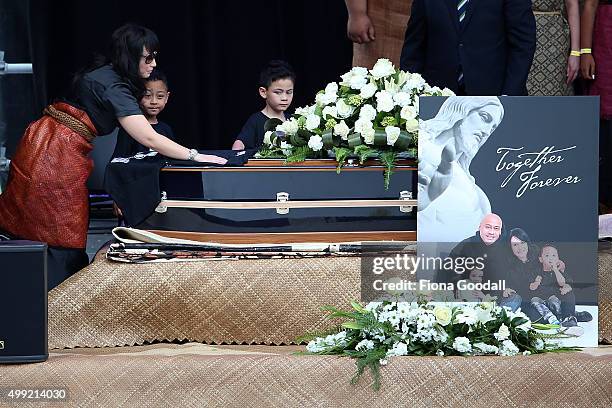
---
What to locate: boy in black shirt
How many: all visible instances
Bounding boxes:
[529,244,590,334]
[232,60,295,150]
[112,68,175,158]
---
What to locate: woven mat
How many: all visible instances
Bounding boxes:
[48,255,361,348]
[1,343,611,407]
[48,245,612,349]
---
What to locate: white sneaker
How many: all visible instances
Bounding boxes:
[559,326,584,337]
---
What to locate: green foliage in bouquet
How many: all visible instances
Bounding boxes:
[255,58,454,188]
[299,300,579,391]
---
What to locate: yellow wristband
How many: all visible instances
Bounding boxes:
[570,50,581,57]
[580,48,592,54]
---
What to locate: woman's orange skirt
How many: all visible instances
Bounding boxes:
[0,102,98,248]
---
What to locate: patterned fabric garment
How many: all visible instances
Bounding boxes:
[351,0,412,68]
[0,102,97,248]
[527,0,573,96]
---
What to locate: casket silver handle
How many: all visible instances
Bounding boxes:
[276,192,290,215]
[155,191,168,213]
[399,191,414,213]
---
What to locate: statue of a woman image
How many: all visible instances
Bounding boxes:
[418,96,505,243]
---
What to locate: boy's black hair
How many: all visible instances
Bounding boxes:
[146,68,169,89]
[259,60,296,88]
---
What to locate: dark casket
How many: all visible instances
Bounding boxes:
[137,159,416,243]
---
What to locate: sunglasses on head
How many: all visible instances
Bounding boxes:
[142,51,158,64]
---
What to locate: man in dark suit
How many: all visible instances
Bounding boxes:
[400,0,536,95]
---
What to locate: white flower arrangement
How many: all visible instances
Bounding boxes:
[302,300,578,390]
[257,58,454,187]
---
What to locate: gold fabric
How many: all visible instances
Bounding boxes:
[1,343,611,407]
[48,244,612,349]
[352,0,412,69]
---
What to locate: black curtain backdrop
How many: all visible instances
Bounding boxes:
[27,0,352,149]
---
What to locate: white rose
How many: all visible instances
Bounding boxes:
[394,91,412,107]
[307,135,324,151]
[359,104,377,121]
[442,87,455,96]
[370,58,395,79]
[403,73,426,91]
[322,105,338,119]
[305,114,321,131]
[283,119,299,135]
[349,75,368,90]
[362,125,375,145]
[340,71,352,86]
[375,90,394,112]
[360,82,378,99]
[321,92,338,106]
[385,126,401,146]
[429,86,442,95]
[354,117,372,135]
[333,120,350,140]
[263,131,273,145]
[400,105,418,121]
[405,118,419,133]
[293,105,311,116]
[316,91,337,106]
[324,82,338,95]
[433,305,452,326]
[351,66,368,77]
[335,99,355,119]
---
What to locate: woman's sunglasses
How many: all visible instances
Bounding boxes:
[142,51,158,65]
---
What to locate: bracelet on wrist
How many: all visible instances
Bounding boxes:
[187,148,198,161]
[580,48,592,55]
[570,50,581,57]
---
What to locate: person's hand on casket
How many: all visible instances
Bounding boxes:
[194,153,228,165]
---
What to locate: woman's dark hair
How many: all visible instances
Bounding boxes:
[509,227,539,261]
[72,23,159,98]
[259,60,296,88]
[509,227,531,243]
[109,23,160,97]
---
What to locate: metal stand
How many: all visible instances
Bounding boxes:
[0,50,33,193]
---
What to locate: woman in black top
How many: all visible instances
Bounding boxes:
[0,24,226,288]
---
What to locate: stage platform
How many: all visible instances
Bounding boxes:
[1,343,611,407]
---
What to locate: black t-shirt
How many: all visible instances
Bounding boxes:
[112,121,175,159]
[73,64,143,135]
[236,111,272,149]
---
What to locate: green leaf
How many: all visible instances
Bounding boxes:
[347,133,363,148]
[333,147,353,174]
[342,321,364,330]
[373,129,387,146]
[285,146,312,163]
[321,129,335,148]
[353,145,376,164]
[291,131,309,147]
[378,150,398,189]
[264,118,283,132]
[394,130,411,150]
[350,301,367,313]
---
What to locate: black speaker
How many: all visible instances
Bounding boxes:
[0,240,48,363]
